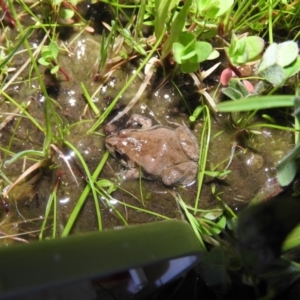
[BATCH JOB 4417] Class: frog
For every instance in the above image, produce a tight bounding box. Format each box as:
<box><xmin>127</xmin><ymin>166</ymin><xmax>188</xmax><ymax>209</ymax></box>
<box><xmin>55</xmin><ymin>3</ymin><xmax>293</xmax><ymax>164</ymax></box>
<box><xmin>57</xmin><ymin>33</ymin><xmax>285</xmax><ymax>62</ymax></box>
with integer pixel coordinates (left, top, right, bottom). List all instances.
<box><xmin>105</xmin><ymin>114</ymin><xmax>199</xmax><ymax>186</ymax></box>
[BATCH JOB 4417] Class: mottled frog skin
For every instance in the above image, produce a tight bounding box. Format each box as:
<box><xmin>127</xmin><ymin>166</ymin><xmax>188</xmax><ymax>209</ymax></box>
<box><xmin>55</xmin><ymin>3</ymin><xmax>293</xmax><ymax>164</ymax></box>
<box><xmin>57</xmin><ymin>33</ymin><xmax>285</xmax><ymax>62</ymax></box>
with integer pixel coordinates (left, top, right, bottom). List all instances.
<box><xmin>105</xmin><ymin>114</ymin><xmax>199</xmax><ymax>186</ymax></box>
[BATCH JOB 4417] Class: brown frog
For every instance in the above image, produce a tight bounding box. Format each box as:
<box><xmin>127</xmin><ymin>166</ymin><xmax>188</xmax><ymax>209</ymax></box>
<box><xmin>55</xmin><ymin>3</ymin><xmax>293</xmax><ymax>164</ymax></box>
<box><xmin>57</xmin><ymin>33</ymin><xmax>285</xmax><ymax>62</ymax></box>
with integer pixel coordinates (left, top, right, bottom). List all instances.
<box><xmin>105</xmin><ymin>114</ymin><xmax>199</xmax><ymax>186</ymax></box>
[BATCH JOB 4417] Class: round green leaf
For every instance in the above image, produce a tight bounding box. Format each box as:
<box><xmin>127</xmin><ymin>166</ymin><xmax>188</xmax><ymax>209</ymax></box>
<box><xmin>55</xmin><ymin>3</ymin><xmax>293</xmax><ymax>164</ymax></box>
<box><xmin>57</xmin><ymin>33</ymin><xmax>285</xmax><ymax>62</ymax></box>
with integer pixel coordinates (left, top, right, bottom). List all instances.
<box><xmin>277</xmin><ymin>158</ymin><xmax>297</xmax><ymax>187</ymax></box>
<box><xmin>181</xmin><ymin>60</ymin><xmax>199</xmax><ymax>73</ymax></box>
<box><xmin>277</xmin><ymin>41</ymin><xmax>298</xmax><ymax>67</ymax></box>
<box><xmin>38</xmin><ymin>57</ymin><xmax>50</xmax><ymax>66</ymax></box>
<box><xmin>215</xmin><ymin>0</ymin><xmax>233</xmax><ymax>17</ymax></box>
<box><xmin>259</xmin><ymin>64</ymin><xmax>285</xmax><ymax>87</ymax></box>
<box><xmin>284</xmin><ymin>56</ymin><xmax>300</xmax><ymax>78</ymax></box>
<box><xmin>194</xmin><ymin>41</ymin><xmax>212</xmax><ymax>63</ymax></box>
<box><xmin>60</xmin><ymin>8</ymin><xmax>74</xmax><ymax>19</ymax></box>
<box><xmin>50</xmin><ymin>65</ymin><xmax>59</xmax><ymax>74</ymax></box>
<box><xmin>207</xmin><ymin>49</ymin><xmax>220</xmax><ymax>60</ymax></box>
<box><xmin>245</xmin><ymin>36</ymin><xmax>264</xmax><ymax>61</ymax></box>
<box><xmin>258</xmin><ymin>43</ymin><xmax>278</xmax><ymax>73</ymax></box>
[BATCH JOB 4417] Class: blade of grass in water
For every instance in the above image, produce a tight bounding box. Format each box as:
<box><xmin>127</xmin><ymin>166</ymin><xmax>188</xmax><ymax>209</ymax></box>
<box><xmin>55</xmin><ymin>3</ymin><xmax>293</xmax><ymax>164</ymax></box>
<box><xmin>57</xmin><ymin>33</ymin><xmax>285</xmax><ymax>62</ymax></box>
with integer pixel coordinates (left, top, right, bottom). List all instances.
<box><xmin>178</xmin><ymin>195</ymin><xmax>207</xmax><ymax>251</ymax></box>
<box><xmin>39</xmin><ymin>191</ymin><xmax>55</xmax><ymax>240</ymax></box>
<box><xmin>61</xmin><ymin>146</ymin><xmax>109</xmax><ymax>237</ymax></box>
<box><xmin>81</xmin><ymin>82</ymin><xmax>100</xmax><ymax>116</ymax></box>
<box><xmin>39</xmin><ymin>171</ymin><xmax>61</xmax><ymax>239</ymax></box>
<box><xmin>8</xmin><ymin>3</ymin><xmax>53</xmax><ymax>156</ymax></box>
<box><xmin>195</xmin><ymin>105</ymin><xmax>211</xmax><ymax>213</ymax></box>
<box><xmin>217</xmin><ymin>95</ymin><xmax>294</xmax><ymax>112</ymax></box>
<box><xmin>0</xmin><ymin>91</ymin><xmax>45</xmax><ymax>132</ymax></box>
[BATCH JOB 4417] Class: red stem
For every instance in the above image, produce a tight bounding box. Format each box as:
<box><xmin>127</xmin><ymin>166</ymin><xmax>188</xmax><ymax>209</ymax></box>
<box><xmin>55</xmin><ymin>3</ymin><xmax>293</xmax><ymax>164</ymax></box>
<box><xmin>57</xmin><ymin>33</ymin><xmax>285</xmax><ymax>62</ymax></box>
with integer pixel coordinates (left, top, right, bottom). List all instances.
<box><xmin>0</xmin><ymin>0</ymin><xmax>16</xmax><ymax>26</ymax></box>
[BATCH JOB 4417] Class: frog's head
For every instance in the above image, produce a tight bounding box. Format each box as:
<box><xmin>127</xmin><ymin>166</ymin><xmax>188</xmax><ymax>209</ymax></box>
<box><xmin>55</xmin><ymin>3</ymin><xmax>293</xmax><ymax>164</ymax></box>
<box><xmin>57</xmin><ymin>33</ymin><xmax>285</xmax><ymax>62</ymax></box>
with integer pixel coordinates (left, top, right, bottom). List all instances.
<box><xmin>105</xmin><ymin>135</ymin><xmax>131</xmax><ymax>167</ymax></box>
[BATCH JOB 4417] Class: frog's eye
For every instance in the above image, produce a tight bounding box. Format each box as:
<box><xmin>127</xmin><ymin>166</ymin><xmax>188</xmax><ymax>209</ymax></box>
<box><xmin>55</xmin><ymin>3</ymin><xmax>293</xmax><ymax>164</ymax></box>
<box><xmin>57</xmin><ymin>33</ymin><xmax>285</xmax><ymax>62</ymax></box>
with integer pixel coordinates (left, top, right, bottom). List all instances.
<box><xmin>114</xmin><ymin>150</ymin><xmax>129</xmax><ymax>162</ymax></box>
<box><xmin>114</xmin><ymin>149</ymin><xmax>123</xmax><ymax>159</ymax></box>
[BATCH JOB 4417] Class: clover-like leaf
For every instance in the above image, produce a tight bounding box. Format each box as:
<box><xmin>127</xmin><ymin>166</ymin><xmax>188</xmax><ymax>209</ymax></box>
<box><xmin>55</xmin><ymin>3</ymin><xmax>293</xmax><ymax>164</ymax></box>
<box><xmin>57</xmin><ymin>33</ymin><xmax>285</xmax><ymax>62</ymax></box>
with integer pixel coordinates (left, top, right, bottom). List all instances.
<box><xmin>49</xmin><ymin>42</ymin><xmax>59</xmax><ymax>60</ymax></box>
<box><xmin>277</xmin><ymin>41</ymin><xmax>298</xmax><ymax>67</ymax></box>
<box><xmin>197</xmin><ymin>0</ymin><xmax>233</xmax><ymax>18</ymax></box>
<box><xmin>258</xmin><ymin>43</ymin><xmax>278</xmax><ymax>73</ymax></box>
<box><xmin>245</xmin><ymin>36</ymin><xmax>264</xmax><ymax>61</ymax></box>
<box><xmin>227</xmin><ymin>34</ymin><xmax>264</xmax><ymax>66</ymax></box>
<box><xmin>173</xmin><ymin>32</ymin><xmax>213</xmax><ymax>73</ymax></box>
<box><xmin>50</xmin><ymin>65</ymin><xmax>59</xmax><ymax>74</ymax></box>
<box><xmin>38</xmin><ymin>57</ymin><xmax>50</xmax><ymax>66</ymax></box>
<box><xmin>194</xmin><ymin>41</ymin><xmax>213</xmax><ymax>63</ymax></box>
<box><xmin>258</xmin><ymin>41</ymin><xmax>299</xmax><ymax>86</ymax></box>
<box><xmin>284</xmin><ymin>56</ymin><xmax>300</xmax><ymax>78</ymax></box>
<box><xmin>60</xmin><ymin>8</ymin><xmax>74</xmax><ymax>19</ymax></box>
<box><xmin>259</xmin><ymin>64</ymin><xmax>286</xmax><ymax>86</ymax></box>
<box><xmin>181</xmin><ymin>60</ymin><xmax>199</xmax><ymax>73</ymax></box>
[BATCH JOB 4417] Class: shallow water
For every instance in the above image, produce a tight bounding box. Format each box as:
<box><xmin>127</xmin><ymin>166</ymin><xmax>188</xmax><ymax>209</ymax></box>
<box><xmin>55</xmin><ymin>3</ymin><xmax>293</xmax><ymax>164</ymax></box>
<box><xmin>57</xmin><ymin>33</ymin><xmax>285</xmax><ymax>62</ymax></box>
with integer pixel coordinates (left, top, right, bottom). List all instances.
<box><xmin>0</xmin><ymin>24</ymin><xmax>293</xmax><ymax>244</ymax></box>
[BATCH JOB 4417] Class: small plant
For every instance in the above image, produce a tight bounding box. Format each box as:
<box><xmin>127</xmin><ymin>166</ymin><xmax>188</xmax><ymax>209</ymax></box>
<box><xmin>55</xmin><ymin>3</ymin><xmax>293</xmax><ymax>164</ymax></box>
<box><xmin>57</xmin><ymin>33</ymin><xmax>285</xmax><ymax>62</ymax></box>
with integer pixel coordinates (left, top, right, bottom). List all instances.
<box><xmin>173</xmin><ymin>32</ymin><xmax>214</xmax><ymax>73</ymax></box>
<box><xmin>225</xmin><ymin>33</ymin><xmax>264</xmax><ymax>66</ymax></box>
<box><xmin>196</xmin><ymin>0</ymin><xmax>233</xmax><ymax>19</ymax></box>
<box><xmin>38</xmin><ymin>41</ymin><xmax>60</xmax><ymax>74</ymax></box>
<box><xmin>52</xmin><ymin>0</ymin><xmax>79</xmax><ymax>21</ymax></box>
<box><xmin>38</xmin><ymin>41</ymin><xmax>69</xmax><ymax>81</ymax></box>
<box><xmin>258</xmin><ymin>40</ymin><xmax>300</xmax><ymax>87</ymax></box>
<box><xmin>220</xmin><ymin>33</ymin><xmax>264</xmax><ymax>87</ymax></box>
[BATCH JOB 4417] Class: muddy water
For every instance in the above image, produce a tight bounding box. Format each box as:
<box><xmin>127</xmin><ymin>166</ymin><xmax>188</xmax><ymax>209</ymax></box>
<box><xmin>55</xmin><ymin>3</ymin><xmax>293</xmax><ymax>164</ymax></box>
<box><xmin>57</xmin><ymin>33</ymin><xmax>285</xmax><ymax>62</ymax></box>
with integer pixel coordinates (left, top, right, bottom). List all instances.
<box><xmin>0</xmin><ymin>29</ymin><xmax>293</xmax><ymax>244</ymax></box>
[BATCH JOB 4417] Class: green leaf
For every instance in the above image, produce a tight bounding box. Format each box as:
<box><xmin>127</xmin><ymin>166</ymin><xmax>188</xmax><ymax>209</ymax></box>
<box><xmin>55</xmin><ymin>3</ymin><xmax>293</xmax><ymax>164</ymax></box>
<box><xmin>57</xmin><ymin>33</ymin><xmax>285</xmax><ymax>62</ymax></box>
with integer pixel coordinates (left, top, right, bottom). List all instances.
<box><xmin>194</xmin><ymin>41</ymin><xmax>212</xmax><ymax>62</ymax></box>
<box><xmin>155</xmin><ymin>0</ymin><xmax>179</xmax><ymax>39</ymax></box>
<box><xmin>41</xmin><ymin>49</ymin><xmax>52</xmax><ymax>59</ymax></box>
<box><xmin>38</xmin><ymin>57</ymin><xmax>50</xmax><ymax>66</ymax></box>
<box><xmin>245</xmin><ymin>36</ymin><xmax>264</xmax><ymax>61</ymax></box>
<box><xmin>277</xmin><ymin>143</ymin><xmax>300</xmax><ymax>186</ymax></box>
<box><xmin>236</xmin><ymin>37</ymin><xmax>247</xmax><ymax>56</ymax></box>
<box><xmin>283</xmin><ymin>224</ymin><xmax>300</xmax><ymax>251</ymax></box>
<box><xmin>202</xmin><ymin>209</ymin><xmax>223</xmax><ymax>220</ymax></box>
<box><xmin>284</xmin><ymin>56</ymin><xmax>300</xmax><ymax>78</ymax></box>
<box><xmin>197</xmin><ymin>0</ymin><xmax>233</xmax><ymax>18</ymax></box>
<box><xmin>232</xmin><ymin>51</ymin><xmax>248</xmax><ymax>65</ymax></box>
<box><xmin>228</xmin><ymin>79</ymin><xmax>250</xmax><ymax>97</ymax></box>
<box><xmin>207</xmin><ymin>49</ymin><xmax>219</xmax><ymax>60</ymax></box>
<box><xmin>178</xmin><ymin>31</ymin><xmax>195</xmax><ymax>46</ymax></box>
<box><xmin>222</xmin><ymin>86</ymin><xmax>244</xmax><ymax>100</ymax></box>
<box><xmin>173</xmin><ymin>33</ymin><xmax>212</xmax><ymax>71</ymax></box>
<box><xmin>277</xmin><ymin>159</ymin><xmax>297</xmax><ymax>187</ymax></box>
<box><xmin>181</xmin><ymin>49</ymin><xmax>197</xmax><ymax>61</ymax></box>
<box><xmin>204</xmin><ymin>170</ymin><xmax>231</xmax><ymax>177</ymax></box>
<box><xmin>50</xmin><ymin>65</ymin><xmax>59</xmax><ymax>74</ymax></box>
<box><xmin>60</xmin><ymin>8</ymin><xmax>75</xmax><ymax>19</ymax></box>
<box><xmin>258</xmin><ymin>41</ymin><xmax>299</xmax><ymax>86</ymax></box>
<box><xmin>181</xmin><ymin>60</ymin><xmax>199</xmax><ymax>73</ymax></box>
<box><xmin>259</xmin><ymin>64</ymin><xmax>286</xmax><ymax>86</ymax></box>
<box><xmin>49</xmin><ymin>42</ymin><xmax>59</xmax><ymax>59</ymax></box>
<box><xmin>226</xmin><ymin>34</ymin><xmax>263</xmax><ymax>65</ymax></box>
<box><xmin>214</xmin><ymin>215</ymin><xmax>226</xmax><ymax>234</ymax></box>
<box><xmin>173</xmin><ymin>42</ymin><xmax>184</xmax><ymax>63</ymax></box>
<box><xmin>161</xmin><ymin>0</ymin><xmax>192</xmax><ymax>59</ymax></box>
<box><xmin>217</xmin><ymin>95</ymin><xmax>294</xmax><ymax>112</ymax></box>
<box><xmin>277</xmin><ymin>40</ymin><xmax>298</xmax><ymax>67</ymax></box>
<box><xmin>258</xmin><ymin>43</ymin><xmax>278</xmax><ymax>72</ymax></box>
<box><xmin>216</xmin><ymin>0</ymin><xmax>233</xmax><ymax>17</ymax></box>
